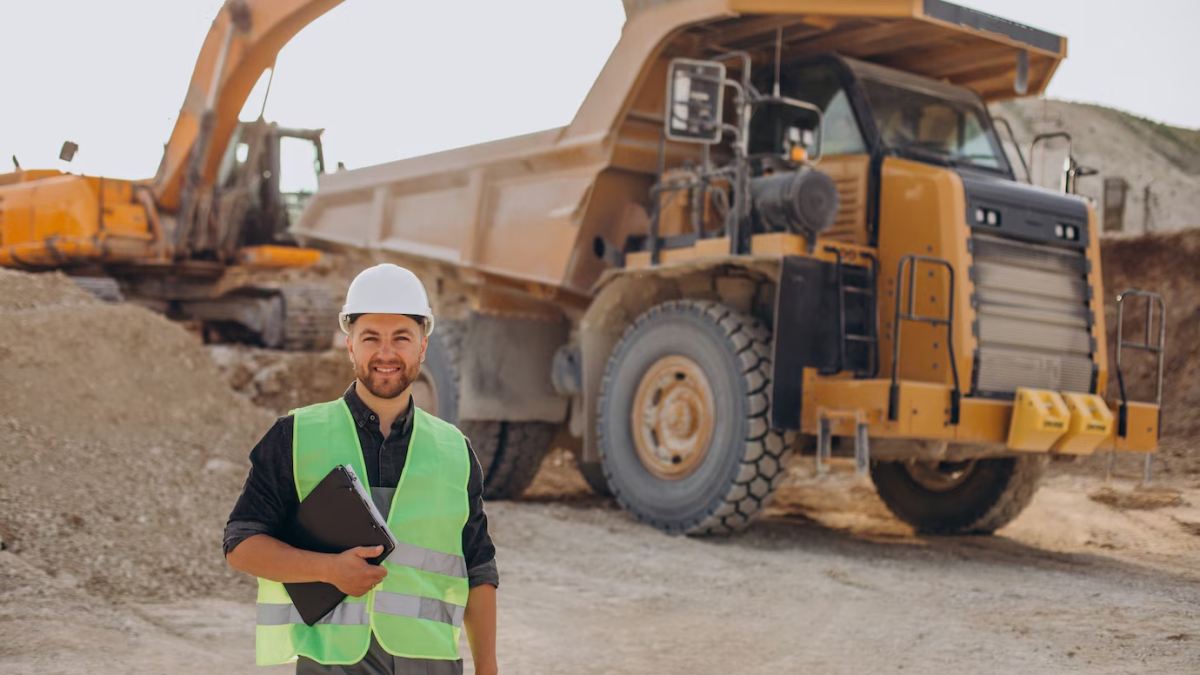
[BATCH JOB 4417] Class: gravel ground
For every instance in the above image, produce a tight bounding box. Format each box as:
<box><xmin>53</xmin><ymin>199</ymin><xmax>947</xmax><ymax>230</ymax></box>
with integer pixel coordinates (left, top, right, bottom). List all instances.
<box><xmin>3</xmin><ymin>256</ymin><xmax>1199</xmax><ymax>675</ymax></box>
<box><xmin>3</xmin><ymin>466</ymin><xmax>1198</xmax><ymax>675</ymax></box>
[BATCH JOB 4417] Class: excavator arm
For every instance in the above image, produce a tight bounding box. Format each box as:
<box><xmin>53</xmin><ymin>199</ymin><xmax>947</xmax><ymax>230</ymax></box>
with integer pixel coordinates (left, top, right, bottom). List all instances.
<box><xmin>152</xmin><ymin>0</ymin><xmax>345</xmax><ymax>212</ymax></box>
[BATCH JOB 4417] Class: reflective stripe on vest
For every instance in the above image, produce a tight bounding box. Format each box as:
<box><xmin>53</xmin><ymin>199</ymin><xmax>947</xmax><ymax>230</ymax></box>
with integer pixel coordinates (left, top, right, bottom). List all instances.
<box><xmin>254</xmin><ymin>400</ymin><xmax>471</xmax><ymax>666</ymax></box>
<box><xmin>386</xmin><ymin>541</ymin><xmax>468</xmax><ymax>580</ymax></box>
<box><xmin>374</xmin><ymin>591</ymin><xmax>467</xmax><ymax>627</ymax></box>
<box><xmin>258</xmin><ymin>602</ymin><xmax>371</xmax><ymax>626</ymax></box>
<box><xmin>256</xmin><ymin>592</ymin><xmax>465</xmax><ymax>629</ymax></box>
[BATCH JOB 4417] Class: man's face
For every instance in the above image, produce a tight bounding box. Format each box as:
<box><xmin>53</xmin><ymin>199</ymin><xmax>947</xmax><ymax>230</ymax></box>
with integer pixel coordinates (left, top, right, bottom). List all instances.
<box><xmin>347</xmin><ymin>314</ymin><xmax>427</xmax><ymax>400</ymax></box>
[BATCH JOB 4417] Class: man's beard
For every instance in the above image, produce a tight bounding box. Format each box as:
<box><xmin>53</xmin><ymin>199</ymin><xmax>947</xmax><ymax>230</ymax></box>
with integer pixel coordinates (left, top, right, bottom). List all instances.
<box><xmin>355</xmin><ymin>356</ymin><xmax>421</xmax><ymax>399</ymax></box>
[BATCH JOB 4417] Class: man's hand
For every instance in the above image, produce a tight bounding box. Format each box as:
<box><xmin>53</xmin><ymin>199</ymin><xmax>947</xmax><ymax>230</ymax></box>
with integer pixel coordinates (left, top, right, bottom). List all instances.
<box><xmin>324</xmin><ymin>545</ymin><xmax>388</xmax><ymax>597</ymax></box>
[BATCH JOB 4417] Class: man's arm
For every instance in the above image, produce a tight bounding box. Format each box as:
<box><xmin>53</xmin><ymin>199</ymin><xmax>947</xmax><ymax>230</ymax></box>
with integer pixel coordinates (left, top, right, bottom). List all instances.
<box><xmin>224</xmin><ymin>417</ymin><xmax>296</xmax><ymax>558</ymax></box>
<box><xmin>227</xmin><ymin>535</ymin><xmax>386</xmax><ymax>597</ymax></box>
<box><xmin>461</xmin><ymin>438</ymin><xmax>499</xmax><ymax>587</ymax></box>
<box><xmin>464</xmin><ymin>583</ymin><xmax>497</xmax><ymax>675</ymax></box>
<box><xmin>224</xmin><ymin>417</ymin><xmax>385</xmax><ymax>597</ymax></box>
<box><xmin>460</xmin><ymin>437</ymin><xmax>499</xmax><ymax>672</ymax></box>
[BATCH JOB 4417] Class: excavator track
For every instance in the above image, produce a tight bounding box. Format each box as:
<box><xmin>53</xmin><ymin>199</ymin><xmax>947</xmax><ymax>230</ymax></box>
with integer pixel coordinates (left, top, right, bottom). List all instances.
<box><xmin>70</xmin><ymin>276</ymin><xmax>125</xmax><ymax>303</ymax></box>
<box><xmin>278</xmin><ymin>284</ymin><xmax>338</xmax><ymax>351</ymax></box>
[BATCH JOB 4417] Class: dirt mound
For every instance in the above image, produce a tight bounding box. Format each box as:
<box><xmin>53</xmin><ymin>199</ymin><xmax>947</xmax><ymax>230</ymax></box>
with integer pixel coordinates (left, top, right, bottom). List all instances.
<box><xmin>0</xmin><ymin>270</ymin><xmax>273</xmax><ymax>603</ymax></box>
<box><xmin>1088</xmin><ymin>485</ymin><xmax>1186</xmax><ymax>511</ymax></box>
<box><xmin>521</xmin><ymin>449</ymin><xmax>596</xmax><ymax>502</ymax></box>
<box><xmin>0</xmin><ymin>268</ymin><xmax>96</xmax><ymax>311</ymax></box>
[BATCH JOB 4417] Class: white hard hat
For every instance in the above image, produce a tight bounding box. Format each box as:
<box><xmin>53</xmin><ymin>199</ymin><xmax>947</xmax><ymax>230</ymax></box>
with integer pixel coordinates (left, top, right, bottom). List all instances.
<box><xmin>339</xmin><ymin>264</ymin><xmax>435</xmax><ymax>336</ymax></box>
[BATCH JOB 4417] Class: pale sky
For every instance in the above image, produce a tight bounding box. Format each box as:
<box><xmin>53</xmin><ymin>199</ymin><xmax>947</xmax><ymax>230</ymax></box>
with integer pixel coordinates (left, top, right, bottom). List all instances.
<box><xmin>2</xmin><ymin>0</ymin><xmax>1197</xmax><ymax>183</ymax></box>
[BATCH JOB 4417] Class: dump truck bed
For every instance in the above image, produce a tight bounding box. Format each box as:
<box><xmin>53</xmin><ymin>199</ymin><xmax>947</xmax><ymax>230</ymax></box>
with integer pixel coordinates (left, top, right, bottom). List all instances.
<box><xmin>292</xmin><ymin>0</ymin><xmax>1067</xmax><ymax>297</ymax></box>
<box><xmin>292</xmin><ymin>127</ymin><xmax>608</xmax><ymax>291</ymax></box>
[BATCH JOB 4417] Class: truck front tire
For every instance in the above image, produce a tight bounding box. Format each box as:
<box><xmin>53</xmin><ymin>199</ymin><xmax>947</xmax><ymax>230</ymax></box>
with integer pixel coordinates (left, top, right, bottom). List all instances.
<box><xmin>870</xmin><ymin>455</ymin><xmax>1047</xmax><ymax>534</ymax></box>
<box><xmin>598</xmin><ymin>300</ymin><xmax>790</xmax><ymax>535</ymax></box>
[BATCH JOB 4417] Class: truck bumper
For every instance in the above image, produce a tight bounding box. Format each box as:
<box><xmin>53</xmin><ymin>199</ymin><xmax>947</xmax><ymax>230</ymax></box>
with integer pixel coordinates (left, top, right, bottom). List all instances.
<box><xmin>800</xmin><ymin>379</ymin><xmax>1159</xmax><ymax>454</ymax></box>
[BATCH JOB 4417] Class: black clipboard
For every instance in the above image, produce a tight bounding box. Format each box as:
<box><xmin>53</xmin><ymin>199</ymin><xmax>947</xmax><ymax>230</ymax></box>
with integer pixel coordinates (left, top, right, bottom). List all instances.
<box><xmin>282</xmin><ymin>465</ymin><xmax>396</xmax><ymax>626</ymax></box>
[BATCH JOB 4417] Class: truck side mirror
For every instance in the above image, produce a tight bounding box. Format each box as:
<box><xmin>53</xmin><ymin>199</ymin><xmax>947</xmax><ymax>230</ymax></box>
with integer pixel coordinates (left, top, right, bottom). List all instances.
<box><xmin>1030</xmin><ymin>132</ymin><xmax>1073</xmax><ymax>194</ymax></box>
<box><xmin>664</xmin><ymin>59</ymin><xmax>726</xmax><ymax>144</ymax></box>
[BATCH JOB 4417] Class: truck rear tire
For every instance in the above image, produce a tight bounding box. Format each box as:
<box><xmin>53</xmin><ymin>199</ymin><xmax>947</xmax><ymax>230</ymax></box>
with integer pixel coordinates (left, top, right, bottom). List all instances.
<box><xmin>870</xmin><ymin>455</ymin><xmax>1048</xmax><ymax>534</ymax></box>
<box><xmin>413</xmin><ymin>326</ymin><xmax>460</xmax><ymax>424</ymax></box>
<box><xmin>429</xmin><ymin>319</ymin><xmax>554</xmax><ymax>500</ymax></box>
<box><xmin>598</xmin><ymin>300</ymin><xmax>790</xmax><ymax>535</ymax></box>
<box><xmin>458</xmin><ymin>421</ymin><xmax>554</xmax><ymax>500</ymax></box>
<box><xmin>483</xmin><ymin>422</ymin><xmax>556</xmax><ymax>500</ymax></box>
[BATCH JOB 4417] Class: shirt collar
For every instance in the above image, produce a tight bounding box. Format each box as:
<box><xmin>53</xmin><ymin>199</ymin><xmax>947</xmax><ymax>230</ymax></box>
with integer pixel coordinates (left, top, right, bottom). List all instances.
<box><xmin>343</xmin><ymin>382</ymin><xmax>414</xmax><ymax>436</ymax></box>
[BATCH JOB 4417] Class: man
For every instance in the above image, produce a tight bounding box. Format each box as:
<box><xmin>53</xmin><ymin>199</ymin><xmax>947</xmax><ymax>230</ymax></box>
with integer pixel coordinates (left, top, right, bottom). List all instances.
<box><xmin>225</xmin><ymin>264</ymin><xmax>498</xmax><ymax>675</ymax></box>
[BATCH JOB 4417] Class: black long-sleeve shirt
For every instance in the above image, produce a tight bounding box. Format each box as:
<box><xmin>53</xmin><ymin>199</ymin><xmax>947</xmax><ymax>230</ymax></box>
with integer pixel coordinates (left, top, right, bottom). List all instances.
<box><xmin>224</xmin><ymin>384</ymin><xmax>498</xmax><ymax>588</ymax></box>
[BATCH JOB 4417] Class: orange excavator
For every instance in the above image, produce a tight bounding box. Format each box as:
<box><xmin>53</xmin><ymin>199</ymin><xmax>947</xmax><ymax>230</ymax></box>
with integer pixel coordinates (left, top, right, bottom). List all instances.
<box><xmin>0</xmin><ymin>0</ymin><xmax>346</xmax><ymax>349</ymax></box>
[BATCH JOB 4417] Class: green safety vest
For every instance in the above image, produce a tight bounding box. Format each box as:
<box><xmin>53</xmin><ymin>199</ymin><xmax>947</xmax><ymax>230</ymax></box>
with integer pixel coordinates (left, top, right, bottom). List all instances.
<box><xmin>255</xmin><ymin>399</ymin><xmax>471</xmax><ymax>666</ymax></box>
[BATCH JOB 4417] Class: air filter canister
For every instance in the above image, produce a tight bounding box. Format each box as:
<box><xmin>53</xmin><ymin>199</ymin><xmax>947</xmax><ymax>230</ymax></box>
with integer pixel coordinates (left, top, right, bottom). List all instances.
<box><xmin>750</xmin><ymin>169</ymin><xmax>840</xmax><ymax>236</ymax></box>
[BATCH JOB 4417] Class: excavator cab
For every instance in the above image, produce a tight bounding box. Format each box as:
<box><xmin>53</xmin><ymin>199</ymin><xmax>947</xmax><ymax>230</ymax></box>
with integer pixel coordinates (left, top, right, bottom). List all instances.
<box><xmin>214</xmin><ymin>120</ymin><xmax>326</xmax><ymax>252</ymax></box>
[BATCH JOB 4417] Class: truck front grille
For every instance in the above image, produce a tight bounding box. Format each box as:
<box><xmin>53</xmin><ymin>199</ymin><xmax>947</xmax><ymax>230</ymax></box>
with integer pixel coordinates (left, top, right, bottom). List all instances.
<box><xmin>970</xmin><ymin>234</ymin><xmax>1095</xmax><ymax>397</ymax></box>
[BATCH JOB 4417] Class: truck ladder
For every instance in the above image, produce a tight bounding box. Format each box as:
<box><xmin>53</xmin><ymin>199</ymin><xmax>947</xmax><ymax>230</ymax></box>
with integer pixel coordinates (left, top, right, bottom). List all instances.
<box><xmin>1113</xmin><ymin>289</ymin><xmax>1166</xmax><ymax>484</ymax></box>
<box><xmin>823</xmin><ymin>247</ymin><xmax>879</xmax><ymax>378</ymax></box>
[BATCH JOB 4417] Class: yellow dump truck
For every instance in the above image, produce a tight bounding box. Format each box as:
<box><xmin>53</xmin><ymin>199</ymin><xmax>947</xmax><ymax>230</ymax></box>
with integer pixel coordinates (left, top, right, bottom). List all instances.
<box><xmin>0</xmin><ymin>0</ymin><xmax>347</xmax><ymax>349</ymax></box>
<box><xmin>294</xmin><ymin>0</ymin><xmax>1166</xmax><ymax>531</ymax></box>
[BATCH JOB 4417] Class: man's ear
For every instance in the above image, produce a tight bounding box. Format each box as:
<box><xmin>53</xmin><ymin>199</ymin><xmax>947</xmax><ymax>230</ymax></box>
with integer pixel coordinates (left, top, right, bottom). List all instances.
<box><xmin>420</xmin><ymin>335</ymin><xmax>429</xmax><ymax>363</ymax></box>
<box><xmin>346</xmin><ymin>333</ymin><xmax>355</xmax><ymax>362</ymax></box>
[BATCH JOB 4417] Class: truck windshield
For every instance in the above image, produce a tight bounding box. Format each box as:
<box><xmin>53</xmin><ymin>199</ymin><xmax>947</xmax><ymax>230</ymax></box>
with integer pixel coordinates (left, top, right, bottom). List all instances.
<box><xmin>860</xmin><ymin>78</ymin><xmax>1010</xmax><ymax>174</ymax></box>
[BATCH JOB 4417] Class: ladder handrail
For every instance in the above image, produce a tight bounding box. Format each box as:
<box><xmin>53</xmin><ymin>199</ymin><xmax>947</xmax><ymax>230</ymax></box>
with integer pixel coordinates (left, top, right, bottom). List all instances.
<box><xmin>889</xmin><ymin>255</ymin><xmax>961</xmax><ymax>424</ymax></box>
<box><xmin>1114</xmin><ymin>289</ymin><xmax>1166</xmax><ymax>438</ymax></box>
<box><xmin>860</xmin><ymin>251</ymin><xmax>880</xmax><ymax>378</ymax></box>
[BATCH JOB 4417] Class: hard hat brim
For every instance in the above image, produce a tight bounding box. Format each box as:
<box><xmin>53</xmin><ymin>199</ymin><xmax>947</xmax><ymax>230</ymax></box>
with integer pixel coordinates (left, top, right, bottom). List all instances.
<box><xmin>339</xmin><ymin>312</ymin><xmax>434</xmax><ymax>336</ymax></box>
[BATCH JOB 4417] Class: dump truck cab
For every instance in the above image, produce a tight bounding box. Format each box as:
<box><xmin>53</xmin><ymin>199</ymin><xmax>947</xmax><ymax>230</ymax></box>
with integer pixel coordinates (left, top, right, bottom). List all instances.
<box><xmin>293</xmin><ymin>0</ymin><xmax>1164</xmax><ymax>533</ymax></box>
<box><xmin>635</xmin><ymin>50</ymin><xmax>1105</xmax><ymax>423</ymax></box>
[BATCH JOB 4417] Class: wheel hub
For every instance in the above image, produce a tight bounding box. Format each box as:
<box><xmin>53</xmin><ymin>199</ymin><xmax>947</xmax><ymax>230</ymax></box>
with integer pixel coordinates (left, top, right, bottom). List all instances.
<box><xmin>631</xmin><ymin>355</ymin><xmax>715</xmax><ymax>480</ymax></box>
<box><xmin>903</xmin><ymin>459</ymin><xmax>978</xmax><ymax>492</ymax></box>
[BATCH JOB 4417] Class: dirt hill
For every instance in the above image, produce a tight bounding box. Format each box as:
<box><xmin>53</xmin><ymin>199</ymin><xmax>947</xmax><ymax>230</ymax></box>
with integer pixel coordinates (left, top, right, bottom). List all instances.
<box><xmin>993</xmin><ymin>98</ymin><xmax>1200</xmax><ymax>234</ymax></box>
<box><xmin>0</xmin><ymin>269</ymin><xmax>274</xmax><ymax>603</ymax></box>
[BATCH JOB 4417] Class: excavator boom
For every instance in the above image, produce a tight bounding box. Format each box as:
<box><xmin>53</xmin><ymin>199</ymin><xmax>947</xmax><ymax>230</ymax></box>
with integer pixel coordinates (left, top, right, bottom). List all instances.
<box><xmin>153</xmin><ymin>0</ymin><xmax>346</xmax><ymax>211</ymax></box>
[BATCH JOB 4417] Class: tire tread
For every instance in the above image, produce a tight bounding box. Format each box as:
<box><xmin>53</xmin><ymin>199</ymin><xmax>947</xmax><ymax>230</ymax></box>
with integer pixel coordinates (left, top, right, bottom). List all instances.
<box><xmin>598</xmin><ymin>299</ymin><xmax>791</xmax><ymax>535</ymax></box>
<box><xmin>871</xmin><ymin>455</ymin><xmax>1047</xmax><ymax>535</ymax></box>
